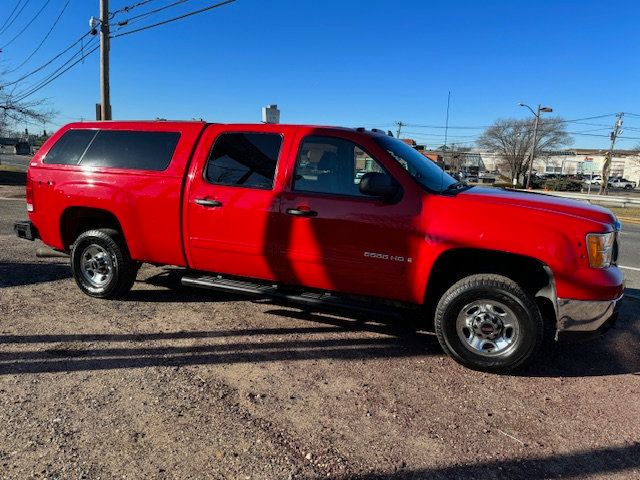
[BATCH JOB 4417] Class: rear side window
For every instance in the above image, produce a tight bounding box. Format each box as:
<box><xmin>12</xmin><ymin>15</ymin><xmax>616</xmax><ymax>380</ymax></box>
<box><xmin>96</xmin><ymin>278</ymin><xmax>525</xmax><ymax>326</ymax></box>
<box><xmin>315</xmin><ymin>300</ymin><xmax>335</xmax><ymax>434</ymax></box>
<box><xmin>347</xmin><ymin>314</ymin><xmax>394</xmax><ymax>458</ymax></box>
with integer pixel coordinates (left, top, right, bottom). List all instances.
<box><xmin>204</xmin><ymin>132</ymin><xmax>282</xmax><ymax>189</ymax></box>
<box><xmin>43</xmin><ymin>130</ymin><xmax>97</xmax><ymax>165</ymax></box>
<box><xmin>43</xmin><ymin>129</ymin><xmax>180</xmax><ymax>170</ymax></box>
<box><xmin>80</xmin><ymin>130</ymin><xmax>180</xmax><ymax>171</ymax></box>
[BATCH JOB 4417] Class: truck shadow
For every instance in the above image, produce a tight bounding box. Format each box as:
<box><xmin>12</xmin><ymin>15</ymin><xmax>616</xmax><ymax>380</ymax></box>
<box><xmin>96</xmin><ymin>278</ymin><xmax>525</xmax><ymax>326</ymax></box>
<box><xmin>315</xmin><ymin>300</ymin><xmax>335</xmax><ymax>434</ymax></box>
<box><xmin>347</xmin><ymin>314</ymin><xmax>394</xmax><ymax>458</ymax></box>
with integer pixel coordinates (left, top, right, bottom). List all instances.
<box><xmin>333</xmin><ymin>442</ymin><xmax>640</xmax><ymax>480</ymax></box>
<box><xmin>1</xmin><ymin>294</ymin><xmax>636</xmax><ymax>378</ymax></box>
<box><xmin>0</xmin><ymin>261</ymin><xmax>71</xmax><ymax>288</ymax></box>
<box><xmin>0</xmin><ymin>322</ymin><xmax>441</xmax><ymax>376</ymax></box>
<box><xmin>2</xmin><ymin>267</ymin><xmax>637</xmax><ymax>378</ymax></box>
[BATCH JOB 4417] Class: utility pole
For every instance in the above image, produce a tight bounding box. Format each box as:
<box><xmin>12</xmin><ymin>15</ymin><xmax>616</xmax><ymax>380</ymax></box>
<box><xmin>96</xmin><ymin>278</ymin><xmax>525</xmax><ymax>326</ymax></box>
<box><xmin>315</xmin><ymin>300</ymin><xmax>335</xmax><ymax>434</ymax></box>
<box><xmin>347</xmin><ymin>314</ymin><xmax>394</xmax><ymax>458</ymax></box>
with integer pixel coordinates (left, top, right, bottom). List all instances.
<box><xmin>599</xmin><ymin>112</ymin><xmax>624</xmax><ymax>195</ymax></box>
<box><xmin>443</xmin><ymin>90</ymin><xmax>451</xmax><ymax>148</ymax></box>
<box><xmin>99</xmin><ymin>0</ymin><xmax>111</xmax><ymax>120</ymax></box>
<box><xmin>395</xmin><ymin>121</ymin><xmax>404</xmax><ymax>139</ymax></box>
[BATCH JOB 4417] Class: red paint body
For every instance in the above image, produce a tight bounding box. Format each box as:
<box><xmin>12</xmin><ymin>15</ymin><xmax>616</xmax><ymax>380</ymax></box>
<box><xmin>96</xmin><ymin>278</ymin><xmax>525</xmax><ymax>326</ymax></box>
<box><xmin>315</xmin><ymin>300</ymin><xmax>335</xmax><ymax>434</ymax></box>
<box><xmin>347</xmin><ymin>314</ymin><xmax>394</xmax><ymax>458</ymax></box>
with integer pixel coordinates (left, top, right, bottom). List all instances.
<box><xmin>27</xmin><ymin>122</ymin><xmax>623</xmax><ymax>304</ymax></box>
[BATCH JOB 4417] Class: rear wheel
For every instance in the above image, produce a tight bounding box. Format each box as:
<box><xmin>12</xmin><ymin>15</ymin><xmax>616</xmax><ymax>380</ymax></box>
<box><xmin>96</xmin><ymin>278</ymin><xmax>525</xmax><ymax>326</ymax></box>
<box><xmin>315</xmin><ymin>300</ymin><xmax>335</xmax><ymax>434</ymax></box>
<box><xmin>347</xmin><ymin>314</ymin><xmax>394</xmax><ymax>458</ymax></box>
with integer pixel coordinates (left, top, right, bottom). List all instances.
<box><xmin>624</xmin><ymin>184</ymin><xmax>633</xmax><ymax>190</ymax></box>
<box><xmin>434</xmin><ymin>274</ymin><xmax>544</xmax><ymax>373</ymax></box>
<box><xmin>71</xmin><ymin>228</ymin><xmax>138</xmax><ymax>299</ymax></box>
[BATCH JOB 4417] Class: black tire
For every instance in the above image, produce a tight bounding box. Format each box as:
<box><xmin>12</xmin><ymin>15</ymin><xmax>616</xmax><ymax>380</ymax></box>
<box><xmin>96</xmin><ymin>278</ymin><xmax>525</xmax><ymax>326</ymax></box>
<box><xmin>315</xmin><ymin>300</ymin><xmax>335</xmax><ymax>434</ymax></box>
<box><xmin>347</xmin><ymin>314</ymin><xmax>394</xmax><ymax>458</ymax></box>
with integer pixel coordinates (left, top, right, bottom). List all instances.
<box><xmin>434</xmin><ymin>274</ymin><xmax>544</xmax><ymax>373</ymax></box>
<box><xmin>70</xmin><ymin>228</ymin><xmax>138</xmax><ymax>299</ymax></box>
<box><xmin>624</xmin><ymin>184</ymin><xmax>633</xmax><ymax>190</ymax></box>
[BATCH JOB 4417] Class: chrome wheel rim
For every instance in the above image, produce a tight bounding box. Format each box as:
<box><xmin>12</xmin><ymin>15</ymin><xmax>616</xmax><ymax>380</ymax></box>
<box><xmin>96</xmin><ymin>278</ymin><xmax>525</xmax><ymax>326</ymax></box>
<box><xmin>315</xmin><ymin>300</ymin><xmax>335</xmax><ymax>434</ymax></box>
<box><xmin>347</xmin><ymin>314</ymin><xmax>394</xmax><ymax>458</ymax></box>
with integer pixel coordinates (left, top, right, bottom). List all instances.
<box><xmin>80</xmin><ymin>245</ymin><xmax>114</xmax><ymax>288</ymax></box>
<box><xmin>456</xmin><ymin>300</ymin><xmax>520</xmax><ymax>357</ymax></box>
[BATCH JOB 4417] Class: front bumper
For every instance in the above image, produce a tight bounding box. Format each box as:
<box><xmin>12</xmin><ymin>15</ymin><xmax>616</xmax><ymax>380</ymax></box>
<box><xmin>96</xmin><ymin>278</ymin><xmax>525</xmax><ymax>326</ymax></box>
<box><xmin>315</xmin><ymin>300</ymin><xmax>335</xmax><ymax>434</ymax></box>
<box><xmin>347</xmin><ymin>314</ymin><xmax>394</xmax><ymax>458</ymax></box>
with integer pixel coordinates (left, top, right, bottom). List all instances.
<box><xmin>14</xmin><ymin>220</ymin><xmax>39</xmax><ymax>241</ymax></box>
<box><xmin>556</xmin><ymin>294</ymin><xmax>623</xmax><ymax>332</ymax></box>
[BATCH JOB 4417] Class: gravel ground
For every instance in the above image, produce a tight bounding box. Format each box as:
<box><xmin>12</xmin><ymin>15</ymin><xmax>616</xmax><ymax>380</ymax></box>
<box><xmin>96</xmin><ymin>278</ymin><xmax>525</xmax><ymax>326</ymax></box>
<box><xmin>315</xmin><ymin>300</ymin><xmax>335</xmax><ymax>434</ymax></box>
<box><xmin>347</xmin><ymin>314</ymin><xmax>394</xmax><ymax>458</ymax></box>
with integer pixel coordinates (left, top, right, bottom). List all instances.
<box><xmin>1</xmin><ymin>196</ymin><xmax>640</xmax><ymax>480</ymax></box>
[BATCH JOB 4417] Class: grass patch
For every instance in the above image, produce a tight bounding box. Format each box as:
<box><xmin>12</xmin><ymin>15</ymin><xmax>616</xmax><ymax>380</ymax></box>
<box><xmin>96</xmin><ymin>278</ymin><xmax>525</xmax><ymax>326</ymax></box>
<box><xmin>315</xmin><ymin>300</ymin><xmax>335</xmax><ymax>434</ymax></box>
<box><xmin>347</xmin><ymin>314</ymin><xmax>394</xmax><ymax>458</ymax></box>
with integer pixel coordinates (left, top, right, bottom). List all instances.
<box><xmin>607</xmin><ymin>206</ymin><xmax>640</xmax><ymax>220</ymax></box>
<box><xmin>0</xmin><ymin>164</ymin><xmax>26</xmax><ymax>172</ymax></box>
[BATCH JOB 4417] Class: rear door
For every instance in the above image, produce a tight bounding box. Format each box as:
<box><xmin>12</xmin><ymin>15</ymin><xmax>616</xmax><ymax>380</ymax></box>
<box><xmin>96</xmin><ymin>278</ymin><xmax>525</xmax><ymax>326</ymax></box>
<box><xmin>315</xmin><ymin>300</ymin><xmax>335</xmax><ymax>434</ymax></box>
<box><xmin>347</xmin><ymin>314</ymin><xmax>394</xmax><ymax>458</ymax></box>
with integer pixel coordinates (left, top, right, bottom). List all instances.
<box><xmin>184</xmin><ymin>125</ymin><xmax>293</xmax><ymax>281</ymax></box>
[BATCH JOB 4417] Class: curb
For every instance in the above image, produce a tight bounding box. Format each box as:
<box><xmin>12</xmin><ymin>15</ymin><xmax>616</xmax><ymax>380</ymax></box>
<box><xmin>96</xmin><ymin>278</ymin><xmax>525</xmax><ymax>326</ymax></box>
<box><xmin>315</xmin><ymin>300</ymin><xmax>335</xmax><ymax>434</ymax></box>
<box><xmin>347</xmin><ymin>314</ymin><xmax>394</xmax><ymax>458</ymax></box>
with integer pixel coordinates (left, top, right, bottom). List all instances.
<box><xmin>0</xmin><ymin>164</ymin><xmax>27</xmax><ymax>173</ymax></box>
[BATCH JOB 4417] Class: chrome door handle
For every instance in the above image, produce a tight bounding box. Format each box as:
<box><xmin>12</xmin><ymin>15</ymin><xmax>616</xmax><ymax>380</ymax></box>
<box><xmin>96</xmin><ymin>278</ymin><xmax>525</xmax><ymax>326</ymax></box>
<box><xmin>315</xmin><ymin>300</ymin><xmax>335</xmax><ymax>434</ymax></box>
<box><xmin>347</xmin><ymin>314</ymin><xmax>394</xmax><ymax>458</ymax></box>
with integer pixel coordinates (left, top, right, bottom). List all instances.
<box><xmin>195</xmin><ymin>198</ymin><xmax>223</xmax><ymax>207</ymax></box>
<box><xmin>286</xmin><ymin>208</ymin><xmax>317</xmax><ymax>217</ymax></box>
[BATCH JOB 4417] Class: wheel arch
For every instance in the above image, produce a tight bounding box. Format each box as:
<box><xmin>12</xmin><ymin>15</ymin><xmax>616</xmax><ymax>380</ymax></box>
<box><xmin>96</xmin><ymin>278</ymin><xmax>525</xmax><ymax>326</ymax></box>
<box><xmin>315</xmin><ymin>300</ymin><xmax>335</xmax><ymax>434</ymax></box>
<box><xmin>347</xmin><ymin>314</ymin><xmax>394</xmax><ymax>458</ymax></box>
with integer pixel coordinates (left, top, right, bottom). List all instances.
<box><xmin>424</xmin><ymin>248</ymin><xmax>557</xmax><ymax>330</ymax></box>
<box><xmin>60</xmin><ymin>207</ymin><xmax>125</xmax><ymax>251</ymax></box>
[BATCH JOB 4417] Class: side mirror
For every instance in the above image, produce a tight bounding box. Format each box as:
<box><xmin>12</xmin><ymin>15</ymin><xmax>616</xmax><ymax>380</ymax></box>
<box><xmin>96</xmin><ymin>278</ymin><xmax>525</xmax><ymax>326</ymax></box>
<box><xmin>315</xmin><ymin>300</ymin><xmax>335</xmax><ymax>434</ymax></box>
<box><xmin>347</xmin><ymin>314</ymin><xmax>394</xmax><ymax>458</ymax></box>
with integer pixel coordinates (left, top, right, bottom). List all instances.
<box><xmin>359</xmin><ymin>172</ymin><xmax>401</xmax><ymax>203</ymax></box>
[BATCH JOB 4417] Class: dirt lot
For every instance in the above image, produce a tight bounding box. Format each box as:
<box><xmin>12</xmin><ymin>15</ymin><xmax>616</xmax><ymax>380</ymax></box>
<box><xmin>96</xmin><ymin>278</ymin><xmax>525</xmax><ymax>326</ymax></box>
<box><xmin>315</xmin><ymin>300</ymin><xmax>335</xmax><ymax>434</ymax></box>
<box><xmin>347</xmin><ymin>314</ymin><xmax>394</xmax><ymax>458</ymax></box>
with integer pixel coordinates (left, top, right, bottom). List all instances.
<box><xmin>1</xmin><ymin>189</ymin><xmax>640</xmax><ymax>479</ymax></box>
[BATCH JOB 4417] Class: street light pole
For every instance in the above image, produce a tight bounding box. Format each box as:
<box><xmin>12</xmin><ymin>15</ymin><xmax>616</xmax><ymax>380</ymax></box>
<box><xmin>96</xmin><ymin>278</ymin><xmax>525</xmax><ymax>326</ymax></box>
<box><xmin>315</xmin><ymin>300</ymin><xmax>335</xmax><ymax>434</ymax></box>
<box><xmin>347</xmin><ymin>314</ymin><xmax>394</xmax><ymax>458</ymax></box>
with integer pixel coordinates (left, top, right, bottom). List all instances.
<box><xmin>519</xmin><ymin>102</ymin><xmax>552</xmax><ymax>189</ymax></box>
<box><xmin>526</xmin><ymin>105</ymin><xmax>541</xmax><ymax>189</ymax></box>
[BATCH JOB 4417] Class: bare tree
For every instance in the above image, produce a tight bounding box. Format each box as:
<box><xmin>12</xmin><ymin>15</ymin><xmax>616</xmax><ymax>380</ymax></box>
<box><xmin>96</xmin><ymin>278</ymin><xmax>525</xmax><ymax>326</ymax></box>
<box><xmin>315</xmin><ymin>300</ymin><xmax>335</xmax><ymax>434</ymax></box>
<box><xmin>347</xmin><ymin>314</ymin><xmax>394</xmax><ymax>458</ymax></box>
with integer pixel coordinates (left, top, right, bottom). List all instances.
<box><xmin>477</xmin><ymin>118</ymin><xmax>572</xmax><ymax>183</ymax></box>
<box><xmin>0</xmin><ymin>78</ymin><xmax>55</xmax><ymax>136</ymax></box>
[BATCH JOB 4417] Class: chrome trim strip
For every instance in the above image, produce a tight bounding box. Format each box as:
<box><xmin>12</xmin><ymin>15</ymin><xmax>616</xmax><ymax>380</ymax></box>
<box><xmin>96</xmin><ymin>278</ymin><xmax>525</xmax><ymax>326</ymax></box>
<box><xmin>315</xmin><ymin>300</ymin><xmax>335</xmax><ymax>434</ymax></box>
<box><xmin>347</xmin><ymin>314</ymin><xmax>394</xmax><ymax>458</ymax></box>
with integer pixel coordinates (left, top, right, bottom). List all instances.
<box><xmin>556</xmin><ymin>295</ymin><xmax>623</xmax><ymax>332</ymax></box>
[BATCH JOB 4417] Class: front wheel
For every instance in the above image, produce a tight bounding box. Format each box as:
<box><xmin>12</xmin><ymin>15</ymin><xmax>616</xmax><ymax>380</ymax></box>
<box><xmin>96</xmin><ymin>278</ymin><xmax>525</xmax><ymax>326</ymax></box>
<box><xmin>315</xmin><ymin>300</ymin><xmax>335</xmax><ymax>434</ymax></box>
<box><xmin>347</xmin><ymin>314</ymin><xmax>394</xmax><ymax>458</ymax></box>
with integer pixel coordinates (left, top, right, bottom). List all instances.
<box><xmin>71</xmin><ymin>228</ymin><xmax>138</xmax><ymax>299</ymax></box>
<box><xmin>434</xmin><ymin>274</ymin><xmax>544</xmax><ymax>373</ymax></box>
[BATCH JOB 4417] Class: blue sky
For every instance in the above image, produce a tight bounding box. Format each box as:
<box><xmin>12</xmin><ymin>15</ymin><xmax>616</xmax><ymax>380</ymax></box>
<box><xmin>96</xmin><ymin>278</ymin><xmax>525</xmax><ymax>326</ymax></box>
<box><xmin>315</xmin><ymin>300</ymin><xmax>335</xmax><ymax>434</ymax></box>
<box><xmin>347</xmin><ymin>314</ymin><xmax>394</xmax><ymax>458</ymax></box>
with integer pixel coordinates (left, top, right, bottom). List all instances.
<box><xmin>2</xmin><ymin>0</ymin><xmax>640</xmax><ymax>149</ymax></box>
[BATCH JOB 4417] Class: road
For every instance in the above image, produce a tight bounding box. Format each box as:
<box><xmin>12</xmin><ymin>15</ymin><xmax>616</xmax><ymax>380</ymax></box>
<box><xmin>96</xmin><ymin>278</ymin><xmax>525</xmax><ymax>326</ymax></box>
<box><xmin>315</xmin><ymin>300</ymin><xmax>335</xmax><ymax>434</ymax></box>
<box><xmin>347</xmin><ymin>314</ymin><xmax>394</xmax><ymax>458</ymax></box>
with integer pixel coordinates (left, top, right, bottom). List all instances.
<box><xmin>618</xmin><ymin>223</ymin><xmax>640</xmax><ymax>293</ymax></box>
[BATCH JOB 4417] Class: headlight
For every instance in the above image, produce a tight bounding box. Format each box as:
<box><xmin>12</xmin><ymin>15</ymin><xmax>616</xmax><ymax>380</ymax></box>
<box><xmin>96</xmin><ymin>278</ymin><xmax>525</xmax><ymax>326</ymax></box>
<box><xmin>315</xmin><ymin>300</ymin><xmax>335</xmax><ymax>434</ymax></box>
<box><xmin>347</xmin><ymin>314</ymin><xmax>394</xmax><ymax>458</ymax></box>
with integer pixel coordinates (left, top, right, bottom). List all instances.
<box><xmin>586</xmin><ymin>232</ymin><xmax>615</xmax><ymax>268</ymax></box>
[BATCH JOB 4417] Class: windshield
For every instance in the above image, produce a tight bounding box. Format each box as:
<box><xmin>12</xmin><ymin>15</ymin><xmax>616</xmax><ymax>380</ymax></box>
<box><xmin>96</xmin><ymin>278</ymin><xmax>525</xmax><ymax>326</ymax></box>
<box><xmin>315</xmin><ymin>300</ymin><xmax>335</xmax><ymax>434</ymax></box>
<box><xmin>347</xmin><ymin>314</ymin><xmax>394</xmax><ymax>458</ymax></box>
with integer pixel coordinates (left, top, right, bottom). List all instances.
<box><xmin>373</xmin><ymin>135</ymin><xmax>458</xmax><ymax>193</ymax></box>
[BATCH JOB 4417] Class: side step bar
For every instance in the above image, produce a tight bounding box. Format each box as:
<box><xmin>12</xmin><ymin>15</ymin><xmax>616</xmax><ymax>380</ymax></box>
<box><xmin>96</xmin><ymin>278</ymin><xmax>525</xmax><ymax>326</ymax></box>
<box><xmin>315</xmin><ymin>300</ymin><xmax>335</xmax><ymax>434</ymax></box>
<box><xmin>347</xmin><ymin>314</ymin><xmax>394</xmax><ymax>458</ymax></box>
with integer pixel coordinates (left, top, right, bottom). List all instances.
<box><xmin>181</xmin><ymin>274</ymin><xmax>402</xmax><ymax>317</ymax></box>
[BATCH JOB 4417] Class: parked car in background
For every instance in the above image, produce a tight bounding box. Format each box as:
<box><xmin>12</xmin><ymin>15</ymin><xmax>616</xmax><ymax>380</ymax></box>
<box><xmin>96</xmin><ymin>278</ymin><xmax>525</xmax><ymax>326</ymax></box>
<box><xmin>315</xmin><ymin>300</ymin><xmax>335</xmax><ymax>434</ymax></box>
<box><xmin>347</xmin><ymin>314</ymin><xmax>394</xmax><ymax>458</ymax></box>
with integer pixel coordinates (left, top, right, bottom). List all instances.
<box><xmin>608</xmin><ymin>177</ymin><xmax>637</xmax><ymax>190</ymax></box>
<box><xmin>584</xmin><ymin>175</ymin><xmax>604</xmax><ymax>185</ymax></box>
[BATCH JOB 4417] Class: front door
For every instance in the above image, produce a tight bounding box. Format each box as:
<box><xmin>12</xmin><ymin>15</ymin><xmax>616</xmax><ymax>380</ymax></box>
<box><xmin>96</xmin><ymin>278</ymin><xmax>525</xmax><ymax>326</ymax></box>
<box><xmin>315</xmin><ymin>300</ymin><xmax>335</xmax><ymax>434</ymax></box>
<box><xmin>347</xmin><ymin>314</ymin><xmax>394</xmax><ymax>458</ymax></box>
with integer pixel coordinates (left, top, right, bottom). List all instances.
<box><xmin>278</xmin><ymin>133</ymin><xmax>422</xmax><ymax>302</ymax></box>
<box><xmin>184</xmin><ymin>126</ymin><xmax>289</xmax><ymax>281</ymax></box>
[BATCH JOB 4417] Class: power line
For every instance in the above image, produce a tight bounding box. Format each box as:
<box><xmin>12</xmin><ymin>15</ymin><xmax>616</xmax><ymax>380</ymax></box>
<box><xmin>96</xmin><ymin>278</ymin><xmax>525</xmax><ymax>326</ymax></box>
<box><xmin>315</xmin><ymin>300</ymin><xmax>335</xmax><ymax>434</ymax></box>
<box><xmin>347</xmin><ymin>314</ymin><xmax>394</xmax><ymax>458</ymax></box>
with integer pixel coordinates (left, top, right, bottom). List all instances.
<box><xmin>12</xmin><ymin>37</ymin><xmax>99</xmax><ymax>102</ymax></box>
<box><xmin>2</xmin><ymin>0</ymin><xmax>235</xmax><ymax>118</ymax></box>
<box><xmin>111</xmin><ymin>0</ymin><xmax>236</xmax><ymax>39</ymax></box>
<box><xmin>0</xmin><ymin>30</ymin><xmax>93</xmax><ymax>88</ymax></box>
<box><xmin>403</xmin><ymin>130</ymin><xmax>479</xmax><ymax>139</ymax></box>
<box><xmin>112</xmin><ymin>0</ymin><xmax>190</xmax><ymax>28</ymax></box>
<box><xmin>0</xmin><ymin>0</ymin><xmax>23</xmax><ymax>36</ymax></box>
<box><xmin>402</xmin><ymin>114</ymin><xmax>619</xmax><ymax>131</ymax></box>
<box><xmin>4</xmin><ymin>0</ymin><xmax>71</xmax><ymax>74</ymax></box>
<box><xmin>569</xmin><ymin>127</ymin><xmax>612</xmax><ymax>133</ymax></box>
<box><xmin>565</xmin><ymin>130</ymin><xmax>640</xmax><ymax>140</ymax></box>
<box><xmin>0</xmin><ymin>0</ymin><xmax>30</xmax><ymax>37</ymax></box>
<box><xmin>1</xmin><ymin>0</ymin><xmax>51</xmax><ymax>50</ymax></box>
<box><xmin>12</xmin><ymin>43</ymin><xmax>100</xmax><ymax>103</ymax></box>
<box><xmin>562</xmin><ymin>114</ymin><xmax>618</xmax><ymax>123</ymax></box>
<box><xmin>109</xmin><ymin>0</ymin><xmax>158</xmax><ymax>20</ymax></box>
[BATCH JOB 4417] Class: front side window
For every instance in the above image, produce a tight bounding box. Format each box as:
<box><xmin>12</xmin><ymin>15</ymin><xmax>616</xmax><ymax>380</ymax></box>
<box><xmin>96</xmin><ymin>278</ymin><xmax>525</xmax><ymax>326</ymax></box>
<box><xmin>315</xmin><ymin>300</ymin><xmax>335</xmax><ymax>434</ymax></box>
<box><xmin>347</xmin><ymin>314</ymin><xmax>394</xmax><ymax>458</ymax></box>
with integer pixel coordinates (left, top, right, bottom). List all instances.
<box><xmin>293</xmin><ymin>136</ymin><xmax>388</xmax><ymax>197</ymax></box>
<box><xmin>204</xmin><ymin>132</ymin><xmax>282</xmax><ymax>189</ymax></box>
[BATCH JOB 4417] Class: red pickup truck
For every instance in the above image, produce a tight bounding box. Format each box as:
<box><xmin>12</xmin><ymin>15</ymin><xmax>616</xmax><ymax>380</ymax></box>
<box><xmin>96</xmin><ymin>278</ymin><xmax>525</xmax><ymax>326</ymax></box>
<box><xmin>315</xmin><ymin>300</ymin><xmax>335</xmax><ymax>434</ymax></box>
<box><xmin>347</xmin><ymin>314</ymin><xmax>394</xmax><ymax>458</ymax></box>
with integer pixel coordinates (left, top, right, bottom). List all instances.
<box><xmin>14</xmin><ymin>121</ymin><xmax>624</xmax><ymax>372</ymax></box>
